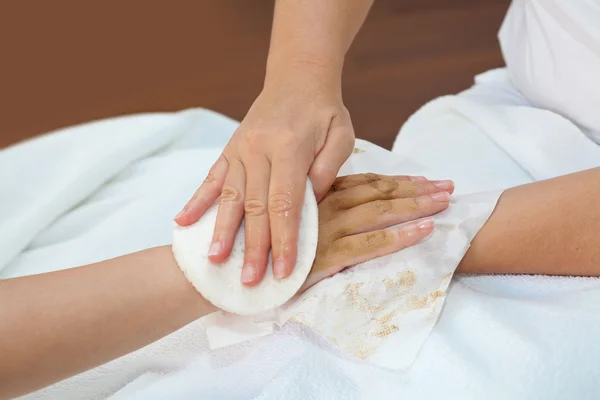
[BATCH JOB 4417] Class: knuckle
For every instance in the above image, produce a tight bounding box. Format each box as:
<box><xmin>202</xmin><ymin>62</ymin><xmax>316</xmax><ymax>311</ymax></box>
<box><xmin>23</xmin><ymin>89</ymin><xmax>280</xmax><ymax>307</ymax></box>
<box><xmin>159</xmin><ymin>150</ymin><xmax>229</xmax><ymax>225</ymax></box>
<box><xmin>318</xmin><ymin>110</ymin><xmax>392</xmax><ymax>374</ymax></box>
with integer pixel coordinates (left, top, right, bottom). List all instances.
<box><xmin>310</xmin><ymin>163</ymin><xmax>331</xmax><ymax>181</ymax></box>
<box><xmin>413</xmin><ymin>196</ymin><xmax>429</xmax><ymax>210</ymax></box>
<box><xmin>244</xmin><ymin>128</ymin><xmax>263</xmax><ymax>140</ymax></box>
<box><xmin>244</xmin><ymin>198</ymin><xmax>268</xmax><ymax>217</ymax></box>
<box><xmin>203</xmin><ymin>159</ymin><xmax>225</xmax><ymax>185</ymax></box>
<box><xmin>220</xmin><ymin>185</ymin><xmax>242</xmax><ymax>204</ymax></box>
<box><xmin>397</xmin><ymin>226</ymin><xmax>414</xmax><ymax>240</ymax></box>
<box><xmin>243</xmin><ymin>130</ymin><xmax>264</xmax><ymax>151</ymax></box>
<box><xmin>396</xmin><ymin>182</ymin><xmax>418</xmax><ymax>197</ymax></box>
<box><xmin>361</xmin><ymin>173</ymin><xmax>380</xmax><ymax>183</ymax></box>
<box><xmin>275</xmin><ymin>129</ymin><xmax>303</xmax><ymax>147</ymax></box>
<box><xmin>330</xmin><ymin>237</ymin><xmax>353</xmax><ymax>257</ymax></box>
<box><xmin>203</xmin><ymin>170</ymin><xmax>216</xmax><ymax>184</ymax></box>
<box><xmin>407</xmin><ymin>198</ymin><xmax>421</xmax><ymax>211</ymax></box>
<box><xmin>369</xmin><ymin>179</ymin><xmax>397</xmax><ymax>194</ymax></box>
<box><xmin>268</xmin><ymin>192</ymin><xmax>294</xmax><ymax>216</ymax></box>
<box><xmin>372</xmin><ymin>200</ymin><xmax>393</xmax><ymax>215</ymax></box>
<box><xmin>364</xmin><ymin>231</ymin><xmax>389</xmax><ymax>247</ymax></box>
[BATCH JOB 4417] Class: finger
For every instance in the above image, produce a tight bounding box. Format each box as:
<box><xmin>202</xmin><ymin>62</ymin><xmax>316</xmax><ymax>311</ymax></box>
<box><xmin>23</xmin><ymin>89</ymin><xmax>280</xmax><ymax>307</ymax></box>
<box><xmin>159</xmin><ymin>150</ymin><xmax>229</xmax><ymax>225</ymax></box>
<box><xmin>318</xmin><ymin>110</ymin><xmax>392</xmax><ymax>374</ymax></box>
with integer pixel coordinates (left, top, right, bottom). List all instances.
<box><xmin>330</xmin><ymin>173</ymin><xmax>433</xmax><ymax>192</ymax></box>
<box><xmin>240</xmin><ymin>155</ymin><xmax>271</xmax><ymax>286</ymax></box>
<box><xmin>331</xmin><ymin>218</ymin><xmax>434</xmax><ymax>268</ymax></box>
<box><xmin>303</xmin><ymin>218</ymin><xmax>434</xmax><ymax>291</ymax></box>
<box><xmin>328</xmin><ymin>178</ymin><xmax>454</xmax><ymax>210</ymax></box>
<box><xmin>337</xmin><ymin>192</ymin><xmax>450</xmax><ymax>235</ymax></box>
<box><xmin>269</xmin><ymin>153</ymin><xmax>311</xmax><ymax>280</ymax></box>
<box><xmin>308</xmin><ymin>113</ymin><xmax>355</xmax><ymax>201</ymax></box>
<box><xmin>175</xmin><ymin>155</ymin><xmax>228</xmax><ymax>226</ymax></box>
<box><xmin>208</xmin><ymin>158</ymin><xmax>246</xmax><ymax>263</ymax></box>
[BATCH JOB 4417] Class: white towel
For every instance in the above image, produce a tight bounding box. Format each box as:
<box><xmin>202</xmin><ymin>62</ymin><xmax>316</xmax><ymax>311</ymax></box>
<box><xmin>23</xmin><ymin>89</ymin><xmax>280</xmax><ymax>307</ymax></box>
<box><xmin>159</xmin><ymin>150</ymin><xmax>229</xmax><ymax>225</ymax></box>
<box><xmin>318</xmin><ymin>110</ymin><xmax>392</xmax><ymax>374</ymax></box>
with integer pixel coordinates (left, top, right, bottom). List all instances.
<box><xmin>6</xmin><ymin>71</ymin><xmax>600</xmax><ymax>398</ymax></box>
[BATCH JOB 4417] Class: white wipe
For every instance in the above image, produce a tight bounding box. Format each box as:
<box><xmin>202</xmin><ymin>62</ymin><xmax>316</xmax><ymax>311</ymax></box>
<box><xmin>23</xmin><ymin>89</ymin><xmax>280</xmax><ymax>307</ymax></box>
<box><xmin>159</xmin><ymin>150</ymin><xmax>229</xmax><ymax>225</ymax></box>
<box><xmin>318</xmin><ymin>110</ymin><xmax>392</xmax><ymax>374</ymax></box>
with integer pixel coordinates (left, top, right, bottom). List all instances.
<box><xmin>172</xmin><ymin>178</ymin><xmax>319</xmax><ymax>316</ymax></box>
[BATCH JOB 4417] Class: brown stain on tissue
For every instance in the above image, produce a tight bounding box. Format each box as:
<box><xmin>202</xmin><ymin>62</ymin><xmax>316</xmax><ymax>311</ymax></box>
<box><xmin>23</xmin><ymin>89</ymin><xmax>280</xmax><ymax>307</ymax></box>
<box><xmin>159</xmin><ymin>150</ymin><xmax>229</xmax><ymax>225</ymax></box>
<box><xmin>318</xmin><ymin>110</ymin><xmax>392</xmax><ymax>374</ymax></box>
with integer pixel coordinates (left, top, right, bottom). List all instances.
<box><xmin>383</xmin><ymin>270</ymin><xmax>415</xmax><ymax>290</ymax></box>
<box><xmin>353</xmin><ymin>147</ymin><xmax>365</xmax><ymax>153</ymax></box>
<box><xmin>371</xmin><ymin>312</ymin><xmax>399</xmax><ymax>339</ymax></box>
<box><xmin>293</xmin><ymin>268</ymin><xmax>447</xmax><ymax>361</ymax></box>
<box><xmin>343</xmin><ymin>282</ymin><xmax>404</xmax><ymax>356</ymax></box>
<box><xmin>410</xmin><ymin>290</ymin><xmax>445</xmax><ymax>309</ymax></box>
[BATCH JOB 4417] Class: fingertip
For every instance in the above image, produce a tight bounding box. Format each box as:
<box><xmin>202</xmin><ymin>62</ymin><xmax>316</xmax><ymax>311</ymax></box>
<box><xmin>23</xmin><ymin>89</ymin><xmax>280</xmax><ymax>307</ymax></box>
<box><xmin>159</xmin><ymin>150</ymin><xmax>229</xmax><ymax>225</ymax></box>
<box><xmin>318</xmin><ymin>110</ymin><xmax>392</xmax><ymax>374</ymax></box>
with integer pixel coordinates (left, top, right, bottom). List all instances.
<box><xmin>241</xmin><ymin>251</ymin><xmax>268</xmax><ymax>286</ymax></box>
<box><xmin>207</xmin><ymin>239</ymin><xmax>234</xmax><ymax>263</ymax></box>
<box><xmin>432</xmin><ymin>180</ymin><xmax>454</xmax><ymax>192</ymax></box>
<box><xmin>430</xmin><ymin>191</ymin><xmax>451</xmax><ymax>203</ymax></box>
<box><xmin>174</xmin><ymin>211</ymin><xmax>199</xmax><ymax>227</ymax></box>
<box><xmin>208</xmin><ymin>240</ymin><xmax>222</xmax><ymax>257</ymax></box>
<box><xmin>399</xmin><ymin>218</ymin><xmax>434</xmax><ymax>243</ymax></box>
<box><xmin>447</xmin><ymin>181</ymin><xmax>455</xmax><ymax>195</ymax></box>
<box><xmin>174</xmin><ymin>201</ymin><xmax>210</xmax><ymax>226</ymax></box>
<box><xmin>241</xmin><ymin>263</ymin><xmax>257</xmax><ymax>286</ymax></box>
<box><xmin>273</xmin><ymin>258</ymin><xmax>289</xmax><ymax>280</ymax></box>
<box><xmin>417</xmin><ymin>218</ymin><xmax>434</xmax><ymax>233</ymax></box>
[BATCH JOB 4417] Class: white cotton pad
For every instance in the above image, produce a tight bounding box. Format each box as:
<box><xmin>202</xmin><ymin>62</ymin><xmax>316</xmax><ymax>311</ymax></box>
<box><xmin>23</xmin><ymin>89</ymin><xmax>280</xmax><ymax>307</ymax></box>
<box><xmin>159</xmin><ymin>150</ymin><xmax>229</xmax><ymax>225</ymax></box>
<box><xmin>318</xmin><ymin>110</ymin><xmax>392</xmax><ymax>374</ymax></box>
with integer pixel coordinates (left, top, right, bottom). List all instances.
<box><xmin>172</xmin><ymin>178</ymin><xmax>319</xmax><ymax>316</ymax></box>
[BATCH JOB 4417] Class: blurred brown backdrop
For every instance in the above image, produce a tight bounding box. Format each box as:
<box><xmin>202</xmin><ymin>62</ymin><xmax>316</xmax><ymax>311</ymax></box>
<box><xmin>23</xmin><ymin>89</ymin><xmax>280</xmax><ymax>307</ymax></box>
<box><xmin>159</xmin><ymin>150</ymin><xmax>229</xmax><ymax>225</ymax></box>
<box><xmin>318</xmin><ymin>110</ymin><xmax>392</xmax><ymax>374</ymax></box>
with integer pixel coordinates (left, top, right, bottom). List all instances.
<box><xmin>0</xmin><ymin>0</ymin><xmax>509</xmax><ymax>150</ymax></box>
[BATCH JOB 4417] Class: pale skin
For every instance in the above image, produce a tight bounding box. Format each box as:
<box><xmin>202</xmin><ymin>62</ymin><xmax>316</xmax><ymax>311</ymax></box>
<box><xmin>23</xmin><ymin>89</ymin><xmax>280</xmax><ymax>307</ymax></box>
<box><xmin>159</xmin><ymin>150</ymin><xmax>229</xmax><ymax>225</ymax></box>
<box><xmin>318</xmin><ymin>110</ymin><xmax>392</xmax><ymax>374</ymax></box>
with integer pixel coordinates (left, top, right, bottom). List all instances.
<box><xmin>0</xmin><ymin>173</ymin><xmax>452</xmax><ymax>399</ymax></box>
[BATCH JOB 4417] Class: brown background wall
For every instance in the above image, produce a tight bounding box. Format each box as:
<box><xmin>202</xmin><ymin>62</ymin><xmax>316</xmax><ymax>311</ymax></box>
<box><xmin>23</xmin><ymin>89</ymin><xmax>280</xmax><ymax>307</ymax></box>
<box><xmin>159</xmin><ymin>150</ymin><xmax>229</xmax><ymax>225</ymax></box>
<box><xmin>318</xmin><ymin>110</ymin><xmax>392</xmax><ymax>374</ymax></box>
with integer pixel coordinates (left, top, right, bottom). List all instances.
<box><xmin>0</xmin><ymin>0</ymin><xmax>509</xmax><ymax>150</ymax></box>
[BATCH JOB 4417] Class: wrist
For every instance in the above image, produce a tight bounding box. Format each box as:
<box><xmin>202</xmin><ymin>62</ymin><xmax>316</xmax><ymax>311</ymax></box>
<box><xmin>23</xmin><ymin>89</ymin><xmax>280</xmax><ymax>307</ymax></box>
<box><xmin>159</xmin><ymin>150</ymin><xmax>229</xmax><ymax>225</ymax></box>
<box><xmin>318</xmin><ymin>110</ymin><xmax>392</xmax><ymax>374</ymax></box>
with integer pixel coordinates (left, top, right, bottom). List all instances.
<box><xmin>154</xmin><ymin>246</ymin><xmax>219</xmax><ymax>318</ymax></box>
<box><xmin>265</xmin><ymin>52</ymin><xmax>343</xmax><ymax>88</ymax></box>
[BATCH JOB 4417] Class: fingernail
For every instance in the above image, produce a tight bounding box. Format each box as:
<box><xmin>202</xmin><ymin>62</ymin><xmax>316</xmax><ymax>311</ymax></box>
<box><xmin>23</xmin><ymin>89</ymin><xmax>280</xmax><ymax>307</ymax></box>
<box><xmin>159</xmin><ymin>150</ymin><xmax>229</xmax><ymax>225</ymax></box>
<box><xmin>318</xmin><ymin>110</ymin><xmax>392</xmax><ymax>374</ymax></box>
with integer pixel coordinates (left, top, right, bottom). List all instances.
<box><xmin>409</xmin><ymin>176</ymin><xmax>427</xmax><ymax>181</ymax></box>
<box><xmin>174</xmin><ymin>207</ymin><xmax>187</xmax><ymax>220</ymax></box>
<box><xmin>430</xmin><ymin>191</ymin><xmax>450</xmax><ymax>202</ymax></box>
<box><xmin>433</xmin><ymin>180</ymin><xmax>454</xmax><ymax>191</ymax></box>
<box><xmin>273</xmin><ymin>258</ymin><xmax>287</xmax><ymax>280</ymax></box>
<box><xmin>418</xmin><ymin>218</ymin><xmax>434</xmax><ymax>231</ymax></box>
<box><xmin>208</xmin><ymin>241</ymin><xmax>222</xmax><ymax>257</ymax></box>
<box><xmin>241</xmin><ymin>264</ymin><xmax>256</xmax><ymax>284</ymax></box>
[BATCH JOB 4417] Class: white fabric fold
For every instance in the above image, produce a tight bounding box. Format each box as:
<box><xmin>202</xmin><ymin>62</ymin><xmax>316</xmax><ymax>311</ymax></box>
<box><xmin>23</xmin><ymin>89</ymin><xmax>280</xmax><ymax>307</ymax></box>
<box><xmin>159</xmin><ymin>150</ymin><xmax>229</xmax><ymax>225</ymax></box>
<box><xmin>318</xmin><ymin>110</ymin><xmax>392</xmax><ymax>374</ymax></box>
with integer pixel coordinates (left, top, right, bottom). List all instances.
<box><xmin>5</xmin><ymin>70</ymin><xmax>600</xmax><ymax>397</ymax></box>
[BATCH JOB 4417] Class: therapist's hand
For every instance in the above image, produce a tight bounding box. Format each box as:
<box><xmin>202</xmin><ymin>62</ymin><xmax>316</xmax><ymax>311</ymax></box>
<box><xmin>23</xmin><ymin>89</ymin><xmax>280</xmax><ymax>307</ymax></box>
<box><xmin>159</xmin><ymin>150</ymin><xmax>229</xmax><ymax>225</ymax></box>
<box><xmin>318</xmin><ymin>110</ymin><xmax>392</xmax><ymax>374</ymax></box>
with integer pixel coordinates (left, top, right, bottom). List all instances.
<box><xmin>174</xmin><ymin>64</ymin><xmax>355</xmax><ymax>285</ymax></box>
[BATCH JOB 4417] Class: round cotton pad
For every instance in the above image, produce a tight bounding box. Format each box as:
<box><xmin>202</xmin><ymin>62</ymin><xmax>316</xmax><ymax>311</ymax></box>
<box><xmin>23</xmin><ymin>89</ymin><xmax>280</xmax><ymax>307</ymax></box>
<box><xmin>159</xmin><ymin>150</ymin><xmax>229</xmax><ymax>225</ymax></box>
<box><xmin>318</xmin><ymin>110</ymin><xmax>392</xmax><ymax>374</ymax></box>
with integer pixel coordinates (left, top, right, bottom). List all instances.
<box><xmin>172</xmin><ymin>178</ymin><xmax>319</xmax><ymax>316</ymax></box>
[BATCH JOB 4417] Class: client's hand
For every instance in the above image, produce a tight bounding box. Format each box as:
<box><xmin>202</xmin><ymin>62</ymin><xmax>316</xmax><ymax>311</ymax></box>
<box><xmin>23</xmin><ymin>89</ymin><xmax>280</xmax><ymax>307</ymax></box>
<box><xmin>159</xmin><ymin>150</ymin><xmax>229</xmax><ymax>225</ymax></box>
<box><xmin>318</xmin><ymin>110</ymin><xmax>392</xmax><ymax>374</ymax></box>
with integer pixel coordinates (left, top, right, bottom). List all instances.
<box><xmin>301</xmin><ymin>173</ymin><xmax>454</xmax><ymax>291</ymax></box>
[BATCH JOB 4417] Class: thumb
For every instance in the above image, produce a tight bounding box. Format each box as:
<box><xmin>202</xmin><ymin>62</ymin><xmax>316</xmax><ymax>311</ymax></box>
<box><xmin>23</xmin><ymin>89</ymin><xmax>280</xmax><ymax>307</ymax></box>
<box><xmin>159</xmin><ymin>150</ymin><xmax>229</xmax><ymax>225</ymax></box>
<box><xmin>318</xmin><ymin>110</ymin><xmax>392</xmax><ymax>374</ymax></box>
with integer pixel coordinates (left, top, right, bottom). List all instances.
<box><xmin>308</xmin><ymin>112</ymin><xmax>355</xmax><ymax>201</ymax></box>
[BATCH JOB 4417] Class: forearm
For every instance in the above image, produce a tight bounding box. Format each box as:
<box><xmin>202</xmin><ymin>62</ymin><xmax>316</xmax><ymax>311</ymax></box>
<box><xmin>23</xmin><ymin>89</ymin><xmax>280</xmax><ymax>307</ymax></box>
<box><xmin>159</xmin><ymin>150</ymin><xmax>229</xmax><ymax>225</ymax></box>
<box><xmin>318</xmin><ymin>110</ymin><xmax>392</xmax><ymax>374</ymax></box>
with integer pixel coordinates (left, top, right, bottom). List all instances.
<box><xmin>0</xmin><ymin>246</ymin><xmax>216</xmax><ymax>399</ymax></box>
<box><xmin>459</xmin><ymin>167</ymin><xmax>600</xmax><ymax>276</ymax></box>
<box><xmin>266</xmin><ymin>0</ymin><xmax>374</xmax><ymax>77</ymax></box>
